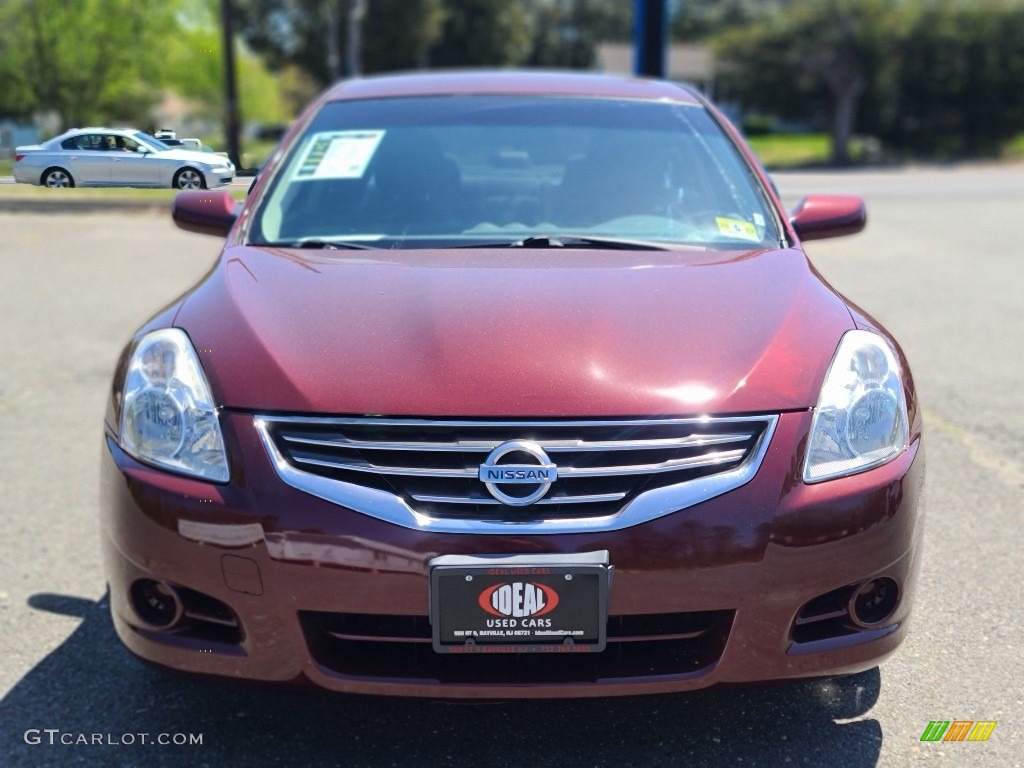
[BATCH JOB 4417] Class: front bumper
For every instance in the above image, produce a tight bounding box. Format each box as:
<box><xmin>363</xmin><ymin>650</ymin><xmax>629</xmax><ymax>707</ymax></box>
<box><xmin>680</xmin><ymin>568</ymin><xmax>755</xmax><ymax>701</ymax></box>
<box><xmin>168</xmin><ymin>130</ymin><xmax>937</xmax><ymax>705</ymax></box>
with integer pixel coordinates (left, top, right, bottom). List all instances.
<box><xmin>101</xmin><ymin>410</ymin><xmax>924</xmax><ymax>698</ymax></box>
<box><xmin>203</xmin><ymin>170</ymin><xmax>234</xmax><ymax>188</ymax></box>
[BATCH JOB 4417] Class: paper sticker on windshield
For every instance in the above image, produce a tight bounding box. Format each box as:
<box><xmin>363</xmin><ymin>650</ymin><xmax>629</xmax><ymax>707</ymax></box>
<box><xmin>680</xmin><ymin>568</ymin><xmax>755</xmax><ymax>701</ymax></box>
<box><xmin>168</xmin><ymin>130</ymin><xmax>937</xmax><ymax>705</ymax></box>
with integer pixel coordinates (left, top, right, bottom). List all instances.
<box><xmin>294</xmin><ymin>130</ymin><xmax>385</xmax><ymax>180</ymax></box>
<box><xmin>715</xmin><ymin>217</ymin><xmax>760</xmax><ymax>242</ymax></box>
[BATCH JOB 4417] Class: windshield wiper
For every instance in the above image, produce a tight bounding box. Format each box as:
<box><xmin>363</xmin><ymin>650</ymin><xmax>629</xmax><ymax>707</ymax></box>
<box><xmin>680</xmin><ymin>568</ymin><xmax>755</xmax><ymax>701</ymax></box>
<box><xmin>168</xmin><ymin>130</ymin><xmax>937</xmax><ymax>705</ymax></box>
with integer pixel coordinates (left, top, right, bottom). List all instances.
<box><xmin>455</xmin><ymin>235</ymin><xmax>690</xmax><ymax>251</ymax></box>
<box><xmin>256</xmin><ymin>239</ymin><xmax>382</xmax><ymax>250</ymax></box>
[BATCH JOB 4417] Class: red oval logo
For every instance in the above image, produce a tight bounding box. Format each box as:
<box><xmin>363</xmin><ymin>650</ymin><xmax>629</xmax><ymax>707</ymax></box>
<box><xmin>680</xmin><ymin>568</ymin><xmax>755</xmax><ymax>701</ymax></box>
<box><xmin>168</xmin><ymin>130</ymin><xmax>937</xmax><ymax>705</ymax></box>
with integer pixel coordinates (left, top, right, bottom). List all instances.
<box><xmin>478</xmin><ymin>582</ymin><xmax>559</xmax><ymax>618</ymax></box>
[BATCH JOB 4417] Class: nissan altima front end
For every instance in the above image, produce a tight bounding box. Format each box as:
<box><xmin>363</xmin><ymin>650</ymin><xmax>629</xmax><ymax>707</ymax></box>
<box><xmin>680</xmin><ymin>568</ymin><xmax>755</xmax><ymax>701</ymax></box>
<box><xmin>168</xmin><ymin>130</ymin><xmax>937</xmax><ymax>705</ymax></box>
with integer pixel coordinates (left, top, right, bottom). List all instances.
<box><xmin>101</xmin><ymin>71</ymin><xmax>923</xmax><ymax>698</ymax></box>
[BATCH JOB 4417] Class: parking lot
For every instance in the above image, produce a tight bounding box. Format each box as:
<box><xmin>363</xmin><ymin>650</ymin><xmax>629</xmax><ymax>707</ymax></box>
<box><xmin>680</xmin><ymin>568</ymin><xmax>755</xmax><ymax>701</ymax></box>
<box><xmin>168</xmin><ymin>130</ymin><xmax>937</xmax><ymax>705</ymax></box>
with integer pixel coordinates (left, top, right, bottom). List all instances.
<box><xmin>0</xmin><ymin>165</ymin><xmax>1020</xmax><ymax>767</ymax></box>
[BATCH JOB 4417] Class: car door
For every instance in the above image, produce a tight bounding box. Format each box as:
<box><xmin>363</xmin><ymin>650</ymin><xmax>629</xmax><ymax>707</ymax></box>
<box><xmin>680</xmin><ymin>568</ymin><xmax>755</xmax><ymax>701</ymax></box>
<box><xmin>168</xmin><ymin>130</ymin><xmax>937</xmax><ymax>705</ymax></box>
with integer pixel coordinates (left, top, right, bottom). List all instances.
<box><xmin>62</xmin><ymin>134</ymin><xmax>110</xmax><ymax>185</ymax></box>
<box><xmin>105</xmin><ymin>134</ymin><xmax>156</xmax><ymax>186</ymax></box>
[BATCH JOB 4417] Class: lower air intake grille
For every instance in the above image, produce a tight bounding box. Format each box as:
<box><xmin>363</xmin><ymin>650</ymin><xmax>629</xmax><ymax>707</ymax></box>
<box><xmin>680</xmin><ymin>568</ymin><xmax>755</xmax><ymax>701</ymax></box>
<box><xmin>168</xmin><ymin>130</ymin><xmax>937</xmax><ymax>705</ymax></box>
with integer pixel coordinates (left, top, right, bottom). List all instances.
<box><xmin>300</xmin><ymin>610</ymin><xmax>734</xmax><ymax>683</ymax></box>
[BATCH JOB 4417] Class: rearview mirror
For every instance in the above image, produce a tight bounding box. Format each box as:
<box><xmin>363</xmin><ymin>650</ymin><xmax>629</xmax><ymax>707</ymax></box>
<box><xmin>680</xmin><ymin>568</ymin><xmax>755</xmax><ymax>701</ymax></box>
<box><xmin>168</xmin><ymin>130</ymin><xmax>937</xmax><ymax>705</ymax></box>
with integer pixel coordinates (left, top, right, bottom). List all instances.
<box><xmin>789</xmin><ymin>195</ymin><xmax>866</xmax><ymax>241</ymax></box>
<box><xmin>172</xmin><ymin>190</ymin><xmax>239</xmax><ymax>237</ymax></box>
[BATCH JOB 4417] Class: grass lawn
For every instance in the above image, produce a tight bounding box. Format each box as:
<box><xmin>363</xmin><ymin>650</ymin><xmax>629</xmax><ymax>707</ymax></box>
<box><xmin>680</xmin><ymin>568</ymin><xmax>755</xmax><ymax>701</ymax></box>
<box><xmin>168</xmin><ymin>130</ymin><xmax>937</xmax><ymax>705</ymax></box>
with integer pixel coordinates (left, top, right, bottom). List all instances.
<box><xmin>750</xmin><ymin>132</ymin><xmax>1024</xmax><ymax>167</ymax></box>
<box><xmin>746</xmin><ymin>133</ymin><xmax>833</xmax><ymax>169</ymax></box>
<box><xmin>4</xmin><ymin>131</ymin><xmax>1022</xmax><ymax>192</ymax></box>
<box><xmin>1003</xmin><ymin>134</ymin><xmax>1024</xmax><ymax>160</ymax></box>
<box><xmin>0</xmin><ymin>184</ymin><xmax>247</xmax><ymax>202</ymax></box>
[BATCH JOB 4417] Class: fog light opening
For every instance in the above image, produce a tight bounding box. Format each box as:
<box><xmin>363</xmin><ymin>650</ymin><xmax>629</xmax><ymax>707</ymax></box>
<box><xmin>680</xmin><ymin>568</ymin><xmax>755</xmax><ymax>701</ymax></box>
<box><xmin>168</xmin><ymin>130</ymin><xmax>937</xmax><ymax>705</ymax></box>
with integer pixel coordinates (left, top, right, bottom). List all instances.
<box><xmin>130</xmin><ymin>579</ymin><xmax>184</xmax><ymax>630</ymax></box>
<box><xmin>849</xmin><ymin>577</ymin><xmax>899</xmax><ymax>628</ymax></box>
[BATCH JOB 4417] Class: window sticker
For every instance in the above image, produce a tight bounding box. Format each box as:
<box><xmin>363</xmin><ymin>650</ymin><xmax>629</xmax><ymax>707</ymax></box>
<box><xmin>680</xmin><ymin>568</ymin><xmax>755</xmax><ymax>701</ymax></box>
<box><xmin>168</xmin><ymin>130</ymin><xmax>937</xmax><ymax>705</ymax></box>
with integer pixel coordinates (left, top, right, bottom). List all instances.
<box><xmin>294</xmin><ymin>130</ymin><xmax>385</xmax><ymax>181</ymax></box>
<box><xmin>715</xmin><ymin>216</ymin><xmax>761</xmax><ymax>242</ymax></box>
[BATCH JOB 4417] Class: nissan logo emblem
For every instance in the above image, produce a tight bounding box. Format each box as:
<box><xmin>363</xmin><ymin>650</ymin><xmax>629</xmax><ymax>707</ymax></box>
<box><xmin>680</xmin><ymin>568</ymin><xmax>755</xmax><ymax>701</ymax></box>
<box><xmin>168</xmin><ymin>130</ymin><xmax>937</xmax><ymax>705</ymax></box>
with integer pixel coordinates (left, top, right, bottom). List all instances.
<box><xmin>478</xmin><ymin>441</ymin><xmax>557</xmax><ymax>506</ymax></box>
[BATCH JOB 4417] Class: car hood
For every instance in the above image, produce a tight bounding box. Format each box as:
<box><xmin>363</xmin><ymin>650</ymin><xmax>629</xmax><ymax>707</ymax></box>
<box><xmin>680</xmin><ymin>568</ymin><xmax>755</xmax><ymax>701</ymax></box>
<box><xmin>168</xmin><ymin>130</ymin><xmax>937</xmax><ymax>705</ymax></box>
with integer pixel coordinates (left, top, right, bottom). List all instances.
<box><xmin>154</xmin><ymin>148</ymin><xmax>231</xmax><ymax>166</ymax></box>
<box><xmin>173</xmin><ymin>246</ymin><xmax>854</xmax><ymax>416</ymax></box>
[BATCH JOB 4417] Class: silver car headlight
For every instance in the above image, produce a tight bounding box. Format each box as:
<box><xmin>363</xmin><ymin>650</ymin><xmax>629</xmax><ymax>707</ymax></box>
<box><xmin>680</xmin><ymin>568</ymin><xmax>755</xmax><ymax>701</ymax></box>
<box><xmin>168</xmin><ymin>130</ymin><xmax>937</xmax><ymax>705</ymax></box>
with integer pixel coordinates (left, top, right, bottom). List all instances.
<box><xmin>119</xmin><ymin>329</ymin><xmax>229</xmax><ymax>482</ymax></box>
<box><xmin>803</xmin><ymin>330</ymin><xmax>909</xmax><ymax>483</ymax></box>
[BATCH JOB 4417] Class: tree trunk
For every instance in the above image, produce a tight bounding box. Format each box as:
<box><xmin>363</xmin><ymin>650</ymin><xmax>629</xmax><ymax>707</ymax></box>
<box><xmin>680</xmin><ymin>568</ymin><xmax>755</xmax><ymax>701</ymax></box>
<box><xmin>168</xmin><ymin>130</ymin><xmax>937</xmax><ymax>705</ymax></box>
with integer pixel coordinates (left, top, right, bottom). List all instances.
<box><xmin>830</xmin><ymin>84</ymin><xmax>860</xmax><ymax>166</ymax></box>
<box><xmin>346</xmin><ymin>0</ymin><xmax>366</xmax><ymax>76</ymax></box>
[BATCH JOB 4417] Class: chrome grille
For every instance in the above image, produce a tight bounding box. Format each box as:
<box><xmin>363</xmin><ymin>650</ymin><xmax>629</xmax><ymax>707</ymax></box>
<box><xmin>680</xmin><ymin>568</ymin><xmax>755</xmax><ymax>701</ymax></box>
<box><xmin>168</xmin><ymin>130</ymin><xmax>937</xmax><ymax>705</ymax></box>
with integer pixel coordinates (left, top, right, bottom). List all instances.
<box><xmin>256</xmin><ymin>415</ymin><xmax>778</xmax><ymax>534</ymax></box>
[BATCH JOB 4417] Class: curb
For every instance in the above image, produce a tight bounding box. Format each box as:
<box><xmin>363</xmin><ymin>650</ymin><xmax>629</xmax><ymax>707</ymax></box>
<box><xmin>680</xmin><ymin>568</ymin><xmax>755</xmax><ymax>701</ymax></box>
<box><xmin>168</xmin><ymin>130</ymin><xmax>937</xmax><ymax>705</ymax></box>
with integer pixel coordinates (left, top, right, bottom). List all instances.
<box><xmin>0</xmin><ymin>197</ymin><xmax>173</xmax><ymax>214</ymax></box>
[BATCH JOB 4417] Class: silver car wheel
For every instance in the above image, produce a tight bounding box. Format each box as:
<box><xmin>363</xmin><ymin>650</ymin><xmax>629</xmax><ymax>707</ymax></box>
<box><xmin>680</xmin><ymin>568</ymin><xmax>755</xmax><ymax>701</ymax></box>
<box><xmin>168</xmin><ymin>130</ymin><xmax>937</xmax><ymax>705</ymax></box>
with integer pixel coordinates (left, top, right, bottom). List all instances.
<box><xmin>43</xmin><ymin>169</ymin><xmax>72</xmax><ymax>188</ymax></box>
<box><xmin>174</xmin><ymin>168</ymin><xmax>204</xmax><ymax>190</ymax></box>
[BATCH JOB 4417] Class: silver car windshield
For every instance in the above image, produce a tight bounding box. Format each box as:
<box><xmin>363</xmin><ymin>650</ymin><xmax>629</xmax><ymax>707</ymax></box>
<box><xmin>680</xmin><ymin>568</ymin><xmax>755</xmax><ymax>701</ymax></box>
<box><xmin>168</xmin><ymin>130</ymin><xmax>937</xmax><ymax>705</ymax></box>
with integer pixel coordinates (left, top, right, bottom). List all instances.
<box><xmin>249</xmin><ymin>96</ymin><xmax>779</xmax><ymax>250</ymax></box>
<box><xmin>131</xmin><ymin>131</ymin><xmax>172</xmax><ymax>152</ymax></box>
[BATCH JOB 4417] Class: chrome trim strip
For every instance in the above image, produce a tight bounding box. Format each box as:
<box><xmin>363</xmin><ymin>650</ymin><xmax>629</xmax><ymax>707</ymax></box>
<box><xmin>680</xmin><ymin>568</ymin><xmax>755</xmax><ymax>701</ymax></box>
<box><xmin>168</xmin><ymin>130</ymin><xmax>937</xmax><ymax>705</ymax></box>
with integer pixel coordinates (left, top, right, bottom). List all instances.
<box><xmin>254</xmin><ymin>415</ymin><xmax>779</xmax><ymax>534</ymax></box>
<box><xmin>280</xmin><ymin>432</ymin><xmax>751</xmax><ymax>452</ymax></box>
<box><xmin>292</xmin><ymin>456</ymin><xmax>476</xmax><ymax>478</ymax></box>
<box><xmin>546</xmin><ymin>434</ymin><xmax>750</xmax><ymax>451</ymax></box>
<box><xmin>558</xmin><ymin>449</ymin><xmax>745</xmax><ymax>476</ymax></box>
<box><xmin>261</xmin><ymin>415</ymin><xmax>771</xmax><ymax>428</ymax></box>
<box><xmin>283</xmin><ymin>436</ymin><xmax>498</xmax><ymax>452</ymax></box>
<box><xmin>288</xmin><ymin>447</ymin><xmax>746</xmax><ymax>478</ymax></box>
<box><xmin>409</xmin><ymin>492</ymin><xmax>629</xmax><ymax>506</ymax></box>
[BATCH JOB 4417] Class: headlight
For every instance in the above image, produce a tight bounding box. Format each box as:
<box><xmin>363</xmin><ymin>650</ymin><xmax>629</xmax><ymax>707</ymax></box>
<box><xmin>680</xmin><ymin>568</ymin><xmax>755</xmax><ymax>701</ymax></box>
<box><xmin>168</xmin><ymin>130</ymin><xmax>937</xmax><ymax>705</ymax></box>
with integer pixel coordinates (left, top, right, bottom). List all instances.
<box><xmin>119</xmin><ymin>329</ymin><xmax>229</xmax><ymax>482</ymax></box>
<box><xmin>803</xmin><ymin>330</ymin><xmax>909</xmax><ymax>483</ymax></box>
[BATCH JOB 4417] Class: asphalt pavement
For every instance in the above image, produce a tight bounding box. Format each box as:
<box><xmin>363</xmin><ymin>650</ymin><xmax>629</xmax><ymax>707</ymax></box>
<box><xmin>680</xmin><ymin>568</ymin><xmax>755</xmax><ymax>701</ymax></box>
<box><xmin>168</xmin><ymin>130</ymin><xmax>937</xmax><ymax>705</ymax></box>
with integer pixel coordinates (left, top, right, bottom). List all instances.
<box><xmin>0</xmin><ymin>165</ymin><xmax>1021</xmax><ymax>767</ymax></box>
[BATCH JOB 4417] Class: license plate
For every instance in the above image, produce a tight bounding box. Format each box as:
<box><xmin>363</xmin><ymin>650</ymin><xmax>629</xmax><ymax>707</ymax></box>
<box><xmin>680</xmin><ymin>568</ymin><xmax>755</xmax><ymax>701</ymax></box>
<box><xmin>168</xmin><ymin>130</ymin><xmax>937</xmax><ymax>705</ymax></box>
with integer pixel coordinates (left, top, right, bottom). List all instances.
<box><xmin>429</xmin><ymin>551</ymin><xmax>609</xmax><ymax>654</ymax></box>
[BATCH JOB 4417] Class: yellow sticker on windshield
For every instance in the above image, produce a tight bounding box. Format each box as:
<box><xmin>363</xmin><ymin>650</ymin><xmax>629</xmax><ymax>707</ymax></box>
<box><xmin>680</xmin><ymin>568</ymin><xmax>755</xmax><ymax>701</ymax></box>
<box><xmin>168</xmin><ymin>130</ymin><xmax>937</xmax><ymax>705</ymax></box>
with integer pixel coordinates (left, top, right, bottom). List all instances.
<box><xmin>715</xmin><ymin>217</ymin><xmax>760</xmax><ymax>242</ymax></box>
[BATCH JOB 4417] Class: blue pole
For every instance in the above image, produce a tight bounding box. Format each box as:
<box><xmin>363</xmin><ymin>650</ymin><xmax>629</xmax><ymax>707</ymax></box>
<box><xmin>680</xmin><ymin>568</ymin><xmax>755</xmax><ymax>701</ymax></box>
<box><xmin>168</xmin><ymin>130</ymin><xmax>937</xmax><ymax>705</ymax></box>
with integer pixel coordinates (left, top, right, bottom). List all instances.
<box><xmin>633</xmin><ymin>0</ymin><xmax>667</xmax><ymax>78</ymax></box>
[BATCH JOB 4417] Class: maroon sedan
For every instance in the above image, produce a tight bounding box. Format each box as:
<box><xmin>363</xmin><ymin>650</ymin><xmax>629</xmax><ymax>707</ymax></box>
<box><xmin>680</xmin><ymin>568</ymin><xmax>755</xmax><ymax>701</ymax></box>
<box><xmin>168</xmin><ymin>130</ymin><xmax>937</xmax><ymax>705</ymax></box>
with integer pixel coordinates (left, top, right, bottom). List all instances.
<box><xmin>101</xmin><ymin>71</ymin><xmax>923</xmax><ymax>698</ymax></box>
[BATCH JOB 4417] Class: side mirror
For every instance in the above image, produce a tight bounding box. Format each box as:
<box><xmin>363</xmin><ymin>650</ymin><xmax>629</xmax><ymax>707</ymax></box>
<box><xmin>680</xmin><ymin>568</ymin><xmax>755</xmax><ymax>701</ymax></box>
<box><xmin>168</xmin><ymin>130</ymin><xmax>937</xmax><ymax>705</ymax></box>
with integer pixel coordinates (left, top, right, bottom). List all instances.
<box><xmin>172</xmin><ymin>190</ymin><xmax>239</xmax><ymax>237</ymax></box>
<box><xmin>789</xmin><ymin>195</ymin><xmax>866</xmax><ymax>241</ymax></box>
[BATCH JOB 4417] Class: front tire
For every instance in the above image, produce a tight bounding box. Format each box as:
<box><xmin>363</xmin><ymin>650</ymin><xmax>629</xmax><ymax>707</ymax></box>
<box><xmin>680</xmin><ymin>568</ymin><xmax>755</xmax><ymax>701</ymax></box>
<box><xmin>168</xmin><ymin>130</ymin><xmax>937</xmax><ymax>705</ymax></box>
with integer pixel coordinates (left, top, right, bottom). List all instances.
<box><xmin>173</xmin><ymin>168</ymin><xmax>205</xmax><ymax>190</ymax></box>
<box><xmin>42</xmin><ymin>168</ymin><xmax>74</xmax><ymax>188</ymax></box>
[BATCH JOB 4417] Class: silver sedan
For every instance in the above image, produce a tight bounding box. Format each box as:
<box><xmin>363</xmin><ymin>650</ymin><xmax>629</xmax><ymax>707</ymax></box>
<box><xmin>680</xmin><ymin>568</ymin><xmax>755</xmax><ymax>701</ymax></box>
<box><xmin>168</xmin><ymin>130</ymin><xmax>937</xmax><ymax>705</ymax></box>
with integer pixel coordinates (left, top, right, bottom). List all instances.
<box><xmin>13</xmin><ymin>128</ymin><xmax>235</xmax><ymax>189</ymax></box>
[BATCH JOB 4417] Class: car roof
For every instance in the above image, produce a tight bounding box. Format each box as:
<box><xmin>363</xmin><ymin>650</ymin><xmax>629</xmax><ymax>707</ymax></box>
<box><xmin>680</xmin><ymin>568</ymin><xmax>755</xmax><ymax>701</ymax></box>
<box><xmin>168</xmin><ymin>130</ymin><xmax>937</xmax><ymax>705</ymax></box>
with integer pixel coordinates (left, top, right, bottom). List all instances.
<box><xmin>59</xmin><ymin>127</ymin><xmax>140</xmax><ymax>137</ymax></box>
<box><xmin>323</xmin><ymin>70</ymin><xmax>703</xmax><ymax>105</ymax></box>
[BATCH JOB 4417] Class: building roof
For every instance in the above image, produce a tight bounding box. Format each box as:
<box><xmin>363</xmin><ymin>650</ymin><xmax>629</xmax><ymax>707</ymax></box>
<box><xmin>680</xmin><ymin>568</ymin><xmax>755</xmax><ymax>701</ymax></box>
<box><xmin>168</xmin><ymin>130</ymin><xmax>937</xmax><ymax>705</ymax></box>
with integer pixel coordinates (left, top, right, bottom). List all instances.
<box><xmin>595</xmin><ymin>43</ymin><xmax>715</xmax><ymax>84</ymax></box>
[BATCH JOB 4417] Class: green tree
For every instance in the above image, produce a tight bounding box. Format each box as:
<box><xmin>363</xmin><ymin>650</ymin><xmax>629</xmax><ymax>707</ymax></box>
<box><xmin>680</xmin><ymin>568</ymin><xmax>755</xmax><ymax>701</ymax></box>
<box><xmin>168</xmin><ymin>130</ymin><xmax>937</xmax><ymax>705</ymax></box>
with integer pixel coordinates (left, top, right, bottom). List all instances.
<box><xmin>165</xmin><ymin>0</ymin><xmax>224</xmax><ymax>117</ymax></box>
<box><xmin>715</xmin><ymin>0</ymin><xmax>1024</xmax><ymax>161</ymax></box>
<box><xmin>713</xmin><ymin>0</ymin><xmax>903</xmax><ymax>164</ymax></box>
<box><xmin>672</xmin><ymin>0</ymin><xmax>783</xmax><ymax>41</ymax></box>
<box><xmin>362</xmin><ymin>0</ymin><xmax>446</xmax><ymax>71</ymax></box>
<box><xmin>164</xmin><ymin>0</ymin><xmax>291</xmax><ymax>126</ymax></box>
<box><xmin>887</xmin><ymin>0</ymin><xmax>1024</xmax><ymax>155</ymax></box>
<box><xmin>0</xmin><ymin>4</ymin><xmax>31</xmax><ymax>119</ymax></box>
<box><xmin>232</xmin><ymin>0</ymin><xmax>632</xmax><ymax>83</ymax></box>
<box><xmin>2</xmin><ymin>0</ymin><xmax>178</xmax><ymax>130</ymax></box>
<box><xmin>429</xmin><ymin>0</ymin><xmax>532</xmax><ymax>67</ymax></box>
<box><xmin>525</xmin><ymin>0</ymin><xmax>632</xmax><ymax>68</ymax></box>
<box><xmin>235</xmin><ymin>0</ymin><xmax>446</xmax><ymax>85</ymax></box>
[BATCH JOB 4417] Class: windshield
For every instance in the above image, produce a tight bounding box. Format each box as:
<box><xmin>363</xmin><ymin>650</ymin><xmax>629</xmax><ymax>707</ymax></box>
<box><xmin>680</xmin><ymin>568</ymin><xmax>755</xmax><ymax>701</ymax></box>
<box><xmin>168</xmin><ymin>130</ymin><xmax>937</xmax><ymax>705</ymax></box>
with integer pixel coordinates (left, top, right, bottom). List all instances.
<box><xmin>249</xmin><ymin>95</ymin><xmax>780</xmax><ymax>250</ymax></box>
<box><xmin>131</xmin><ymin>131</ymin><xmax>172</xmax><ymax>152</ymax></box>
